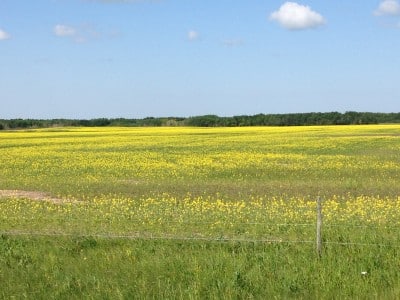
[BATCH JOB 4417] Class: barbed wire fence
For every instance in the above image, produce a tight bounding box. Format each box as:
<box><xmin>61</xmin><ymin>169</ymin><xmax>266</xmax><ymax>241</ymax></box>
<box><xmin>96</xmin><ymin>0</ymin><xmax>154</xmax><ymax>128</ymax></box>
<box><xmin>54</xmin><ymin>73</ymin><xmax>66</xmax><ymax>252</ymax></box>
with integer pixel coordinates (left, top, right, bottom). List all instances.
<box><xmin>2</xmin><ymin>196</ymin><xmax>400</xmax><ymax>255</ymax></box>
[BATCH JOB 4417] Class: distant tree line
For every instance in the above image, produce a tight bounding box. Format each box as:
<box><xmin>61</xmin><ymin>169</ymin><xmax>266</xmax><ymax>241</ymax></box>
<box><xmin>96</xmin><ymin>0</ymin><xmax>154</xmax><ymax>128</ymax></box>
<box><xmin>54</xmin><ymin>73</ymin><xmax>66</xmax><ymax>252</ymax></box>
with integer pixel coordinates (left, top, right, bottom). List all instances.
<box><xmin>1</xmin><ymin>112</ymin><xmax>400</xmax><ymax>130</ymax></box>
<box><xmin>184</xmin><ymin>112</ymin><xmax>400</xmax><ymax>127</ymax></box>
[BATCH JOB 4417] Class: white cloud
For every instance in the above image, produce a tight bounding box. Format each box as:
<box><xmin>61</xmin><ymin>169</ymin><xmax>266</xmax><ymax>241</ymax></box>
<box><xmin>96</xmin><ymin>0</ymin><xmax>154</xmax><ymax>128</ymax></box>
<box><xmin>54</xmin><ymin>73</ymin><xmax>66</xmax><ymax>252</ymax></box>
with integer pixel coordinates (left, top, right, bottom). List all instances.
<box><xmin>374</xmin><ymin>0</ymin><xmax>400</xmax><ymax>16</ymax></box>
<box><xmin>222</xmin><ymin>39</ymin><xmax>244</xmax><ymax>47</ymax></box>
<box><xmin>0</xmin><ymin>29</ymin><xmax>11</xmax><ymax>40</ymax></box>
<box><xmin>53</xmin><ymin>24</ymin><xmax>115</xmax><ymax>43</ymax></box>
<box><xmin>188</xmin><ymin>30</ymin><xmax>199</xmax><ymax>41</ymax></box>
<box><xmin>54</xmin><ymin>24</ymin><xmax>76</xmax><ymax>37</ymax></box>
<box><xmin>270</xmin><ymin>2</ymin><xmax>325</xmax><ymax>30</ymax></box>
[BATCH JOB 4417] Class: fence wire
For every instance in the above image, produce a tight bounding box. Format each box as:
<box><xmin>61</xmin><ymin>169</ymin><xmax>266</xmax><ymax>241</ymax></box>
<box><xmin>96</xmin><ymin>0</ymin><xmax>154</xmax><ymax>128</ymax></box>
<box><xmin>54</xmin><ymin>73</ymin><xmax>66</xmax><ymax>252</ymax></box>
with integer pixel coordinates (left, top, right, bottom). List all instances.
<box><xmin>1</xmin><ymin>230</ymin><xmax>400</xmax><ymax>248</ymax></box>
<box><xmin>2</xmin><ymin>197</ymin><xmax>400</xmax><ymax>248</ymax></box>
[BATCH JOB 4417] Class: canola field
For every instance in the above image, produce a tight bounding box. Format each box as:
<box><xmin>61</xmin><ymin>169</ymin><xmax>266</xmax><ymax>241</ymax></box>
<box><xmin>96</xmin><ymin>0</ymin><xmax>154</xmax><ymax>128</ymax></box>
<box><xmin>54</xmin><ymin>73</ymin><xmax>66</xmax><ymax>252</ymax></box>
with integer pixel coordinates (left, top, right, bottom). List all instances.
<box><xmin>1</xmin><ymin>125</ymin><xmax>400</xmax><ymax>298</ymax></box>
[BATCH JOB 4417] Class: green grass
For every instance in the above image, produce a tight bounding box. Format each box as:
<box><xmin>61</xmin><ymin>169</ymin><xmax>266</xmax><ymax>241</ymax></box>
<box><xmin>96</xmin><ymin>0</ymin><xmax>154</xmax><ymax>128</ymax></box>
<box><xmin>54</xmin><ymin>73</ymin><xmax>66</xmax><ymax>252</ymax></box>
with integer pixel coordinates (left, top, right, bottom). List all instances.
<box><xmin>2</xmin><ymin>235</ymin><xmax>400</xmax><ymax>299</ymax></box>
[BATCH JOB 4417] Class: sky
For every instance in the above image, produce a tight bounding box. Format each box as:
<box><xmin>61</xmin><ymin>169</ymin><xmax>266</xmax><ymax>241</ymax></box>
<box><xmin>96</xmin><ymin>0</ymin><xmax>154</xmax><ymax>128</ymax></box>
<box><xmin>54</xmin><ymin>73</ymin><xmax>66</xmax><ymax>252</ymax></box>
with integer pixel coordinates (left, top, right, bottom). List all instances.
<box><xmin>1</xmin><ymin>0</ymin><xmax>399</xmax><ymax>119</ymax></box>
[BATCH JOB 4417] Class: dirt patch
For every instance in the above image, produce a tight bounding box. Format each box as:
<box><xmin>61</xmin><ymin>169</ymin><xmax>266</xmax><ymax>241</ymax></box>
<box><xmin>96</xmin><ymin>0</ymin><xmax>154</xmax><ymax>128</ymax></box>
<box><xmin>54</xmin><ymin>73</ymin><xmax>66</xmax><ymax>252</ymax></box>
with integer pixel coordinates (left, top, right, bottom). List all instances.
<box><xmin>0</xmin><ymin>190</ymin><xmax>81</xmax><ymax>204</ymax></box>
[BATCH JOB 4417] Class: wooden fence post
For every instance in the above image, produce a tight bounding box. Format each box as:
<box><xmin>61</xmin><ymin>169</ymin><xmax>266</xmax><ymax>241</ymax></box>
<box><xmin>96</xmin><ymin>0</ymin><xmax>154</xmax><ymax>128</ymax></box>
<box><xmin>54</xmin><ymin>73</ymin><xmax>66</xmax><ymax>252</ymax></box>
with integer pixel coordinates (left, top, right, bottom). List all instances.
<box><xmin>316</xmin><ymin>196</ymin><xmax>323</xmax><ymax>258</ymax></box>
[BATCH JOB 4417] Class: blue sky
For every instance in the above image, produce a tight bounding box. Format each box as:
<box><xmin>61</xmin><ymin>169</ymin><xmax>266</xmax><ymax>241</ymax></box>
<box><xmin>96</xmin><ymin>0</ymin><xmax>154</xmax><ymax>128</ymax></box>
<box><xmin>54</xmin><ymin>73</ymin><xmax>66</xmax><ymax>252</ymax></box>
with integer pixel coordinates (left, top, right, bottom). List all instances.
<box><xmin>1</xmin><ymin>0</ymin><xmax>399</xmax><ymax>119</ymax></box>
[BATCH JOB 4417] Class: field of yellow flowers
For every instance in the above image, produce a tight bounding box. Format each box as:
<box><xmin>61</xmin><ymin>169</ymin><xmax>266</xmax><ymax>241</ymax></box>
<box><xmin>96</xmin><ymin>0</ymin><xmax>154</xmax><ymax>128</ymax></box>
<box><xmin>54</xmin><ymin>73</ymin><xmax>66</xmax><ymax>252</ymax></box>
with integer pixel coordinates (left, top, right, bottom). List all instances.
<box><xmin>1</xmin><ymin>125</ymin><xmax>400</xmax><ymax>298</ymax></box>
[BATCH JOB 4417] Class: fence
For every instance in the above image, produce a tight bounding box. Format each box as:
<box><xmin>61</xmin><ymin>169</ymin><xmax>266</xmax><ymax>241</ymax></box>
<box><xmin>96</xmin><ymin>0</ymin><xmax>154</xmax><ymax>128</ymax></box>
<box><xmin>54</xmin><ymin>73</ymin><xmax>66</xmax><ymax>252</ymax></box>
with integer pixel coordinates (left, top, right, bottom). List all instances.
<box><xmin>2</xmin><ymin>196</ymin><xmax>400</xmax><ymax>256</ymax></box>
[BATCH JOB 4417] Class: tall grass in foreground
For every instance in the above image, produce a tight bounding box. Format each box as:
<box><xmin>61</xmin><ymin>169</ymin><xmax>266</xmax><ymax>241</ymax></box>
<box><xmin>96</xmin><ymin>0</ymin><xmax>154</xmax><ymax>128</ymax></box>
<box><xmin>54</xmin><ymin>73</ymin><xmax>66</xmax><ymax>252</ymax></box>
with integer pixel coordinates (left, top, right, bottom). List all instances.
<box><xmin>1</xmin><ymin>235</ymin><xmax>400</xmax><ymax>299</ymax></box>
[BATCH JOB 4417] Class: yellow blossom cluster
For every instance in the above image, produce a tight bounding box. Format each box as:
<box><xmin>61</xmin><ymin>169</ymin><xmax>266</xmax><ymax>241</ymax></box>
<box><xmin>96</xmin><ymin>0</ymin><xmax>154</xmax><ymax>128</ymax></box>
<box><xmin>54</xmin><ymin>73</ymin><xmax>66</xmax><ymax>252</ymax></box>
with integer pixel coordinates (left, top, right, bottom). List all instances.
<box><xmin>1</xmin><ymin>194</ymin><xmax>400</xmax><ymax>242</ymax></box>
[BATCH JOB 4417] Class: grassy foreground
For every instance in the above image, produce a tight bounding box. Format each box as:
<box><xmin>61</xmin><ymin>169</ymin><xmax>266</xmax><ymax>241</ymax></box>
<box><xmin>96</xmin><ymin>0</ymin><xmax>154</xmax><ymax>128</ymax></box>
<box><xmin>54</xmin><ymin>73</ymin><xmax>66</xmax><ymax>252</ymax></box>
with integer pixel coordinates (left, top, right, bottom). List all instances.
<box><xmin>1</xmin><ymin>125</ymin><xmax>400</xmax><ymax>298</ymax></box>
<box><xmin>2</xmin><ymin>236</ymin><xmax>400</xmax><ymax>299</ymax></box>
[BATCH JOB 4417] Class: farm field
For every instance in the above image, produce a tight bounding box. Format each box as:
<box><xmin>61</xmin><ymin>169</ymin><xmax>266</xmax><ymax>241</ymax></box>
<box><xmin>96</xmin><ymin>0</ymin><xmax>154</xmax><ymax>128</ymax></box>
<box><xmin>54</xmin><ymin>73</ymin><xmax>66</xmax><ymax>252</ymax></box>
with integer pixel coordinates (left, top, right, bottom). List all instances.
<box><xmin>1</xmin><ymin>125</ymin><xmax>400</xmax><ymax>298</ymax></box>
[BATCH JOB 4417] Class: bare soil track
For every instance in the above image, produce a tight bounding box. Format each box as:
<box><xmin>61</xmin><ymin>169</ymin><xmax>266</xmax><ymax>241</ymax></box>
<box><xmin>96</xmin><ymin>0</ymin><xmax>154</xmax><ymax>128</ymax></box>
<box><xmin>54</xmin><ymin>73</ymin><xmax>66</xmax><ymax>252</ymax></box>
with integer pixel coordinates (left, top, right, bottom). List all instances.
<box><xmin>0</xmin><ymin>190</ymin><xmax>80</xmax><ymax>204</ymax></box>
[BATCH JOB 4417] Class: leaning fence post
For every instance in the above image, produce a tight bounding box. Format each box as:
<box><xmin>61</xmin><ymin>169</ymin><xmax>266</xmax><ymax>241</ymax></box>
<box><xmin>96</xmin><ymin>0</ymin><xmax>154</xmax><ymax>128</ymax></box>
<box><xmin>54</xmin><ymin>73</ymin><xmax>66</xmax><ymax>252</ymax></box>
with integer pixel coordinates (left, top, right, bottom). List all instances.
<box><xmin>316</xmin><ymin>196</ymin><xmax>323</xmax><ymax>258</ymax></box>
